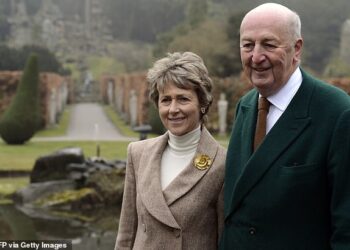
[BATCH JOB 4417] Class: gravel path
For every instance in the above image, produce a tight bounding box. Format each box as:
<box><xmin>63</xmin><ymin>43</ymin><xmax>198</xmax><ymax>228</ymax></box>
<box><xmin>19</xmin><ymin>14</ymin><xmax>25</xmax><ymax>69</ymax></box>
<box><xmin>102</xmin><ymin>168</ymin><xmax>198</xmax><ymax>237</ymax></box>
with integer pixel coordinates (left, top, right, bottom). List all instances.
<box><xmin>33</xmin><ymin>103</ymin><xmax>137</xmax><ymax>141</ymax></box>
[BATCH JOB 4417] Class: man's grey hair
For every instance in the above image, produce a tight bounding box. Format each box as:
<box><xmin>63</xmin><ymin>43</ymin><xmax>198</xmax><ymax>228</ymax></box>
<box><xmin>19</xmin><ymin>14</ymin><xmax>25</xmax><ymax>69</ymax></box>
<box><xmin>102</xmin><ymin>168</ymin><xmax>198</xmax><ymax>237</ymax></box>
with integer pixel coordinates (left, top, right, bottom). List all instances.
<box><xmin>243</xmin><ymin>3</ymin><xmax>302</xmax><ymax>43</ymax></box>
<box><xmin>289</xmin><ymin>10</ymin><xmax>302</xmax><ymax>42</ymax></box>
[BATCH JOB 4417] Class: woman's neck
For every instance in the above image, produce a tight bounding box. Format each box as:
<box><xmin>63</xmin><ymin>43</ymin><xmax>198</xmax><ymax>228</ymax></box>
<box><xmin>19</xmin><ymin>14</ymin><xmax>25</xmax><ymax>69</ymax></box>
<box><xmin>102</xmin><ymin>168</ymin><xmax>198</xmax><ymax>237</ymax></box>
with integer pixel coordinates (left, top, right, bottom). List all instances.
<box><xmin>168</xmin><ymin>126</ymin><xmax>201</xmax><ymax>155</ymax></box>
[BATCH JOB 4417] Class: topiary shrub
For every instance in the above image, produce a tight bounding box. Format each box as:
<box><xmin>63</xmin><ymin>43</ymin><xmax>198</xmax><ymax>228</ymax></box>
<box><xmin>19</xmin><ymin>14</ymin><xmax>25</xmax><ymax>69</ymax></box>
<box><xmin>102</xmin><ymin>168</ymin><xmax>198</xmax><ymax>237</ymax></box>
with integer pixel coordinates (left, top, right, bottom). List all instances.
<box><xmin>0</xmin><ymin>53</ymin><xmax>41</xmax><ymax>144</ymax></box>
<box><xmin>147</xmin><ymin>104</ymin><xmax>166</xmax><ymax>135</ymax></box>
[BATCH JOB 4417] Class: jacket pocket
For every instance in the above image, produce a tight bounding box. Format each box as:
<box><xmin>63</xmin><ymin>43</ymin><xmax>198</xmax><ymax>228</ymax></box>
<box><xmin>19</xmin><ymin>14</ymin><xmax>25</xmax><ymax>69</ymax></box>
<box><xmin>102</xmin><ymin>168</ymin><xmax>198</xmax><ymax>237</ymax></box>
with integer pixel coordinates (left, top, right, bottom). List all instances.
<box><xmin>279</xmin><ymin>163</ymin><xmax>320</xmax><ymax>176</ymax></box>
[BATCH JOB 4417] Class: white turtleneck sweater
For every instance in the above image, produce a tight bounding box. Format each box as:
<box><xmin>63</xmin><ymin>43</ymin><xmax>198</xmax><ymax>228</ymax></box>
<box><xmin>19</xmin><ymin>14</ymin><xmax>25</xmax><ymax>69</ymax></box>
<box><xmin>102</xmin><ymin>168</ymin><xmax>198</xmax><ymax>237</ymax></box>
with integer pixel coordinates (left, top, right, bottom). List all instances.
<box><xmin>160</xmin><ymin>126</ymin><xmax>201</xmax><ymax>190</ymax></box>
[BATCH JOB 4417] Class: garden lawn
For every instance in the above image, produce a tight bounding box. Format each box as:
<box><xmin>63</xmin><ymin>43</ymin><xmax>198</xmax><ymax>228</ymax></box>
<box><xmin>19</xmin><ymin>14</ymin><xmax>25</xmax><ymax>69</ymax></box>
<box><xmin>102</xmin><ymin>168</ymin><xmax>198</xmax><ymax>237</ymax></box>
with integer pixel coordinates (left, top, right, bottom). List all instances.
<box><xmin>0</xmin><ymin>140</ymin><xmax>129</xmax><ymax>171</ymax></box>
<box><xmin>103</xmin><ymin>105</ymin><xmax>159</xmax><ymax>138</ymax></box>
<box><xmin>35</xmin><ymin>106</ymin><xmax>71</xmax><ymax>137</ymax></box>
<box><xmin>0</xmin><ymin>177</ymin><xmax>29</xmax><ymax>202</ymax></box>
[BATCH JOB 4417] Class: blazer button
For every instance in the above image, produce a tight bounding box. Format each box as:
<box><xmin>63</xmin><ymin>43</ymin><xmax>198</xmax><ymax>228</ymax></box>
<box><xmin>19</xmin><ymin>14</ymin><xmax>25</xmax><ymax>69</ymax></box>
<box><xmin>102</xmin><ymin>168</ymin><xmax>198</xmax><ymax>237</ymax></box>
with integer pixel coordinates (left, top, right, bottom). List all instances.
<box><xmin>248</xmin><ymin>227</ymin><xmax>256</xmax><ymax>235</ymax></box>
<box><xmin>142</xmin><ymin>223</ymin><xmax>146</xmax><ymax>232</ymax></box>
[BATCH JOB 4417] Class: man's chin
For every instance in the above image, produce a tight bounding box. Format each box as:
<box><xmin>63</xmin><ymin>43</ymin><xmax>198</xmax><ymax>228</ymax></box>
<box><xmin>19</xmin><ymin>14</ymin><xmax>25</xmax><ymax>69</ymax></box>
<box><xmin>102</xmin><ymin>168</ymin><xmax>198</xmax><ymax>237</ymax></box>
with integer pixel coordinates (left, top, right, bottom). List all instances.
<box><xmin>251</xmin><ymin>81</ymin><xmax>274</xmax><ymax>96</ymax></box>
<box><xmin>251</xmin><ymin>79</ymin><xmax>271</xmax><ymax>88</ymax></box>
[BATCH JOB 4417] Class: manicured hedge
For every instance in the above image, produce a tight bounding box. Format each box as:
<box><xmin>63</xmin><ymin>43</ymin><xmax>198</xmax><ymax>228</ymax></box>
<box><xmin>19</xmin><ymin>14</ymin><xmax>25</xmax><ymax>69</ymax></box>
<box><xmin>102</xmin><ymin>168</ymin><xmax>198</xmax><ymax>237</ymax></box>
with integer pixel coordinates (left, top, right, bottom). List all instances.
<box><xmin>0</xmin><ymin>54</ymin><xmax>41</xmax><ymax>144</ymax></box>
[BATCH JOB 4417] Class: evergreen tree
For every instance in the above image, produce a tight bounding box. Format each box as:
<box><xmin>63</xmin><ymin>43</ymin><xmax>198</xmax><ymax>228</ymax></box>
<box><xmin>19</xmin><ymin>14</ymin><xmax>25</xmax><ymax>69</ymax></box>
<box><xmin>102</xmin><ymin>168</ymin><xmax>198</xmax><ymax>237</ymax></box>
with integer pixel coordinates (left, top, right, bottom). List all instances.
<box><xmin>148</xmin><ymin>104</ymin><xmax>165</xmax><ymax>135</ymax></box>
<box><xmin>0</xmin><ymin>45</ymin><xmax>64</xmax><ymax>73</ymax></box>
<box><xmin>0</xmin><ymin>54</ymin><xmax>41</xmax><ymax>144</ymax></box>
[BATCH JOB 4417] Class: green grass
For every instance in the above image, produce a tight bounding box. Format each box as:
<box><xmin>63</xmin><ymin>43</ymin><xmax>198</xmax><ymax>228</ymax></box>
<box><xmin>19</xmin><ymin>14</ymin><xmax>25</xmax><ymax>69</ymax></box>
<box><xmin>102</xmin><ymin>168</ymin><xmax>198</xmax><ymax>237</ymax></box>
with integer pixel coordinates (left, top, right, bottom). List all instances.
<box><xmin>35</xmin><ymin>106</ymin><xmax>71</xmax><ymax>137</ymax></box>
<box><xmin>213</xmin><ymin>133</ymin><xmax>230</xmax><ymax>148</ymax></box>
<box><xmin>103</xmin><ymin>105</ymin><xmax>162</xmax><ymax>139</ymax></box>
<box><xmin>0</xmin><ymin>104</ymin><xmax>133</xmax><ymax>200</ymax></box>
<box><xmin>0</xmin><ymin>140</ymin><xmax>129</xmax><ymax>171</ymax></box>
<box><xmin>0</xmin><ymin>103</ymin><xmax>228</xmax><ymax>172</ymax></box>
<box><xmin>87</xmin><ymin>56</ymin><xmax>125</xmax><ymax>79</ymax></box>
<box><xmin>0</xmin><ymin>104</ymin><xmax>136</xmax><ymax>171</ymax></box>
<box><xmin>103</xmin><ymin>105</ymin><xmax>139</xmax><ymax>137</ymax></box>
<box><xmin>0</xmin><ymin>177</ymin><xmax>29</xmax><ymax>198</ymax></box>
<box><xmin>63</xmin><ymin>63</ymin><xmax>80</xmax><ymax>83</ymax></box>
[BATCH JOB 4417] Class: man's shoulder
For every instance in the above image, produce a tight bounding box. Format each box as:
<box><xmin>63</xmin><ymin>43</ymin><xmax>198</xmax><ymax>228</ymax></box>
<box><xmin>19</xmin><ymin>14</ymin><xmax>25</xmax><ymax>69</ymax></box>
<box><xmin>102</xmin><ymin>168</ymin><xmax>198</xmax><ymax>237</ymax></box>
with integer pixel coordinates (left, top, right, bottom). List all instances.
<box><xmin>302</xmin><ymin>70</ymin><xmax>350</xmax><ymax>105</ymax></box>
<box><xmin>239</xmin><ymin>88</ymin><xmax>258</xmax><ymax>105</ymax></box>
<box><xmin>302</xmin><ymin>70</ymin><xmax>346</xmax><ymax>94</ymax></box>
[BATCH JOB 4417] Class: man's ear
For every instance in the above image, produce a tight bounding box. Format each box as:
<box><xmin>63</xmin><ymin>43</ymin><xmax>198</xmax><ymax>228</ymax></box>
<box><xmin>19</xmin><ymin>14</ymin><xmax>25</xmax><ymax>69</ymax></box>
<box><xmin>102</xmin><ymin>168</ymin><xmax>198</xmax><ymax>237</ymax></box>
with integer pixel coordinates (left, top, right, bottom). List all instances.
<box><xmin>294</xmin><ymin>38</ymin><xmax>303</xmax><ymax>62</ymax></box>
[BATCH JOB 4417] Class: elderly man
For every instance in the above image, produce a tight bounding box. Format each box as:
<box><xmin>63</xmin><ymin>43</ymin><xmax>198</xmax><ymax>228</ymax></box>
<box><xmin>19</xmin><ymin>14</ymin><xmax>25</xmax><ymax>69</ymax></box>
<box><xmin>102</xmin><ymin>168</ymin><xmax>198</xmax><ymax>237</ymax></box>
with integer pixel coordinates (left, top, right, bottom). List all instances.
<box><xmin>220</xmin><ymin>3</ymin><xmax>350</xmax><ymax>250</ymax></box>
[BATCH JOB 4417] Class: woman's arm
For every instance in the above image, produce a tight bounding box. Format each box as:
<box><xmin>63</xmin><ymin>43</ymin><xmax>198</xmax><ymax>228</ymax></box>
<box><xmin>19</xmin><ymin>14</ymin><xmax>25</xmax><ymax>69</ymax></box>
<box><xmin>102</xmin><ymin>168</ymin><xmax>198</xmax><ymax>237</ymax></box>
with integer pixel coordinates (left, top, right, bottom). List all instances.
<box><xmin>115</xmin><ymin>143</ymin><xmax>138</xmax><ymax>250</ymax></box>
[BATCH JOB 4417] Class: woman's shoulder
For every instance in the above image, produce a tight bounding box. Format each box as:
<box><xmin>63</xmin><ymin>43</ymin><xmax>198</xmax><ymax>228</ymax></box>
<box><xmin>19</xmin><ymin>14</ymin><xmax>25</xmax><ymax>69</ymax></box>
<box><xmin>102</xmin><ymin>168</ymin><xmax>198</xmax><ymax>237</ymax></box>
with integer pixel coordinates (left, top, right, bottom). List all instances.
<box><xmin>128</xmin><ymin>133</ymin><xmax>167</xmax><ymax>152</ymax></box>
<box><xmin>201</xmin><ymin>127</ymin><xmax>227</xmax><ymax>151</ymax></box>
<box><xmin>199</xmin><ymin>127</ymin><xmax>227</xmax><ymax>164</ymax></box>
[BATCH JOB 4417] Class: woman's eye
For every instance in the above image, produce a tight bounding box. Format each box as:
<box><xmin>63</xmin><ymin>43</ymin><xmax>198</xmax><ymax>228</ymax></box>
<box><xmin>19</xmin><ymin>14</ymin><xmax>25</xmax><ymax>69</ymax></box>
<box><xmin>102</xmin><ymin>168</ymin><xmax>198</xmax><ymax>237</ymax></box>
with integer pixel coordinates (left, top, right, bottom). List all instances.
<box><xmin>160</xmin><ymin>98</ymin><xmax>171</xmax><ymax>104</ymax></box>
<box><xmin>178</xmin><ymin>97</ymin><xmax>189</xmax><ymax>103</ymax></box>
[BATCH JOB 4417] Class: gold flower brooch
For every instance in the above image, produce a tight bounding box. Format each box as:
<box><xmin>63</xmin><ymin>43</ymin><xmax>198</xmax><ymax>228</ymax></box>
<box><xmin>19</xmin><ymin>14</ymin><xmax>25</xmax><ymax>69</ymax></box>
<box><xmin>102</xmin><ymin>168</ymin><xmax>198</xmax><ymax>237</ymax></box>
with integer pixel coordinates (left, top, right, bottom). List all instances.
<box><xmin>193</xmin><ymin>154</ymin><xmax>212</xmax><ymax>170</ymax></box>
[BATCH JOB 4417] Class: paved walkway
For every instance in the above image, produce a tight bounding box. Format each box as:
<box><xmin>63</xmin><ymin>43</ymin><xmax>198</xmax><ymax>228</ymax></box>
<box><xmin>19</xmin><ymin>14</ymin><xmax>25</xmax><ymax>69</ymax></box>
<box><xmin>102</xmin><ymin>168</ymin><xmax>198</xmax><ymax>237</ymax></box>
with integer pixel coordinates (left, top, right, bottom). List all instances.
<box><xmin>33</xmin><ymin>103</ymin><xmax>137</xmax><ymax>141</ymax></box>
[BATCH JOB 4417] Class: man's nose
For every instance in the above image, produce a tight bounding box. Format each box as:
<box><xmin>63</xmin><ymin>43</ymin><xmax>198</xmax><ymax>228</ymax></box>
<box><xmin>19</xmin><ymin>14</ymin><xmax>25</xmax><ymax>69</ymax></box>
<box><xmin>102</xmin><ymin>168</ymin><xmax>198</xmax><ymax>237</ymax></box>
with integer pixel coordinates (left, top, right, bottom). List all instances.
<box><xmin>251</xmin><ymin>45</ymin><xmax>266</xmax><ymax>64</ymax></box>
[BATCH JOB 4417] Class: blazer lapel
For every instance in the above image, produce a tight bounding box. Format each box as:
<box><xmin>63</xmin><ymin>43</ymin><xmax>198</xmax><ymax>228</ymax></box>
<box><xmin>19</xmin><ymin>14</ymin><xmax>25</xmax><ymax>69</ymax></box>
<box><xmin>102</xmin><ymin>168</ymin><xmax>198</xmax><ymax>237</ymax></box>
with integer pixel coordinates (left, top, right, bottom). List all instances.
<box><xmin>224</xmin><ymin>93</ymin><xmax>258</xmax><ymax>217</ymax></box>
<box><xmin>138</xmin><ymin>133</ymin><xmax>180</xmax><ymax>229</ymax></box>
<box><xmin>229</xmin><ymin>77</ymin><xmax>314</xmax><ymax>215</ymax></box>
<box><xmin>163</xmin><ymin>127</ymin><xmax>219</xmax><ymax>206</ymax></box>
<box><xmin>240</xmin><ymin>92</ymin><xmax>259</xmax><ymax>162</ymax></box>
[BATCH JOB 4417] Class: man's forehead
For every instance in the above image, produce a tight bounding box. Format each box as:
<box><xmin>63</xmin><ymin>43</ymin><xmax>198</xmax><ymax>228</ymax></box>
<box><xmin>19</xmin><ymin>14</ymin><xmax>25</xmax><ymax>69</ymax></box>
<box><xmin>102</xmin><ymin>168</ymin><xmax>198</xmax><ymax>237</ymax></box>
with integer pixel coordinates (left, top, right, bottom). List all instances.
<box><xmin>240</xmin><ymin>26</ymin><xmax>283</xmax><ymax>41</ymax></box>
<box><xmin>240</xmin><ymin>17</ymin><xmax>289</xmax><ymax>40</ymax></box>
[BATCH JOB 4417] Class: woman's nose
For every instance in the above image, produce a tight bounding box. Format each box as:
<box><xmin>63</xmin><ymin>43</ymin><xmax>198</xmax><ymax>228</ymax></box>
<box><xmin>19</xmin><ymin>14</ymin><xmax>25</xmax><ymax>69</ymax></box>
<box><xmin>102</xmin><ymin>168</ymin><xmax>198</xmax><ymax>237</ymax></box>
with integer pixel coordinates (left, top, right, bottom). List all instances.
<box><xmin>169</xmin><ymin>100</ymin><xmax>179</xmax><ymax>113</ymax></box>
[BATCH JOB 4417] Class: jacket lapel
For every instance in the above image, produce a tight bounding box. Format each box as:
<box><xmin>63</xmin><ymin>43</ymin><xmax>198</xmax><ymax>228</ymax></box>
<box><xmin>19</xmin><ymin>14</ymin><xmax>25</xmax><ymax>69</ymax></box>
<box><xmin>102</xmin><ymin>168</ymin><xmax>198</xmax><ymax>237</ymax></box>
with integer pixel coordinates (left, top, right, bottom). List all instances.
<box><xmin>163</xmin><ymin>127</ymin><xmax>219</xmax><ymax>206</ymax></box>
<box><xmin>240</xmin><ymin>92</ymin><xmax>259</xmax><ymax>162</ymax></box>
<box><xmin>228</xmin><ymin>75</ymin><xmax>314</xmax><ymax>215</ymax></box>
<box><xmin>224</xmin><ymin>92</ymin><xmax>257</xmax><ymax>216</ymax></box>
<box><xmin>138</xmin><ymin>133</ymin><xmax>181</xmax><ymax>229</ymax></box>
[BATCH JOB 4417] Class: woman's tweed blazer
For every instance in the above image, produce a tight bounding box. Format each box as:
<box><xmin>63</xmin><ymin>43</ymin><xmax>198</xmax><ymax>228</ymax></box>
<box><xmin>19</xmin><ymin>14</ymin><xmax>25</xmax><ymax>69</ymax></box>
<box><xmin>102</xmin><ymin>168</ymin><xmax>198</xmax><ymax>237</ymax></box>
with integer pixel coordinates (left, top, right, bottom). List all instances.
<box><xmin>115</xmin><ymin>127</ymin><xmax>226</xmax><ymax>250</ymax></box>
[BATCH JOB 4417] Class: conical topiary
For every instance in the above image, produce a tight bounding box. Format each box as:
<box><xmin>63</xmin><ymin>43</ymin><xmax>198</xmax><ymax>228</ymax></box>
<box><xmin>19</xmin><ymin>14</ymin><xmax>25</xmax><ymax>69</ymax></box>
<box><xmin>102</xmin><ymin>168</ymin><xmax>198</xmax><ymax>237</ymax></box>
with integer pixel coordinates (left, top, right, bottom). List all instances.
<box><xmin>0</xmin><ymin>53</ymin><xmax>41</xmax><ymax>144</ymax></box>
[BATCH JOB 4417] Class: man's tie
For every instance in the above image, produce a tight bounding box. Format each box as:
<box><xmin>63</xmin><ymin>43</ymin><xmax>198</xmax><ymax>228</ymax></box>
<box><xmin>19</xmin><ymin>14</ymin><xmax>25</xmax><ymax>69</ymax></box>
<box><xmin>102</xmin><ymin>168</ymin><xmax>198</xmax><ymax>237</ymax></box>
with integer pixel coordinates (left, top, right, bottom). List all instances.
<box><xmin>254</xmin><ymin>97</ymin><xmax>270</xmax><ymax>151</ymax></box>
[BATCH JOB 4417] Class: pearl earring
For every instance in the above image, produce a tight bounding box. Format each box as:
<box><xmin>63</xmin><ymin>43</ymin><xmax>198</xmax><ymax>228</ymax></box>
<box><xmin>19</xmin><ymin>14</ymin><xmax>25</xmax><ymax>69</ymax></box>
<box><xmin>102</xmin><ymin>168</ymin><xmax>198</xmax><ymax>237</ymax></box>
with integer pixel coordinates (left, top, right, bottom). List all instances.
<box><xmin>201</xmin><ymin>107</ymin><xmax>206</xmax><ymax>114</ymax></box>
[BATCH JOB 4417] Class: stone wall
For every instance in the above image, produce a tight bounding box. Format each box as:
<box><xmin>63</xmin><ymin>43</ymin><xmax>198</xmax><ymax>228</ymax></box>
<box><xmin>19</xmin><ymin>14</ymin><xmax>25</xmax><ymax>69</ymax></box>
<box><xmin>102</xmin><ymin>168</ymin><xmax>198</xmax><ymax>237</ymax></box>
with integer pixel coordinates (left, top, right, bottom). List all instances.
<box><xmin>39</xmin><ymin>73</ymin><xmax>70</xmax><ymax>126</ymax></box>
<box><xmin>0</xmin><ymin>71</ymin><xmax>20</xmax><ymax>115</ymax></box>
<box><xmin>99</xmin><ymin>71</ymin><xmax>350</xmax><ymax>132</ymax></box>
<box><xmin>99</xmin><ymin>71</ymin><xmax>251</xmax><ymax>131</ymax></box>
<box><xmin>0</xmin><ymin>71</ymin><xmax>70</xmax><ymax>128</ymax></box>
<box><xmin>100</xmin><ymin>72</ymin><xmax>149</xmax><ymax>126</ymax></box>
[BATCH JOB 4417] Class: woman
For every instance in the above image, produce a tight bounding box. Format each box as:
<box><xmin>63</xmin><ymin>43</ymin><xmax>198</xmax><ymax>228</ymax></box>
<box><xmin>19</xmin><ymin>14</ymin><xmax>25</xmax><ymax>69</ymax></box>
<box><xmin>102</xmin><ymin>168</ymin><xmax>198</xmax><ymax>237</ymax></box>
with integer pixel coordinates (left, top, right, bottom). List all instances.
<box><xmin>115</xmin><ymin>52</ymin><xmax>226</xmax><ymax>250</ymax></box>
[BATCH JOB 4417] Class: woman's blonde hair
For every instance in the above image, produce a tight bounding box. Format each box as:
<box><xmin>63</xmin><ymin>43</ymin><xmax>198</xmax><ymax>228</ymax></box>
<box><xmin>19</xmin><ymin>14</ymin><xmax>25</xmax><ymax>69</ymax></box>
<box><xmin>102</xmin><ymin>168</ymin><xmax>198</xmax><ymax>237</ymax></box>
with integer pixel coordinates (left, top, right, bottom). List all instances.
<box><xmin>147</xmin><ymin>52</ymin><xmax>213</xmax><ymax>119</ymax></box>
